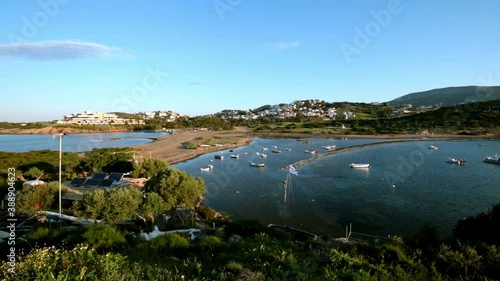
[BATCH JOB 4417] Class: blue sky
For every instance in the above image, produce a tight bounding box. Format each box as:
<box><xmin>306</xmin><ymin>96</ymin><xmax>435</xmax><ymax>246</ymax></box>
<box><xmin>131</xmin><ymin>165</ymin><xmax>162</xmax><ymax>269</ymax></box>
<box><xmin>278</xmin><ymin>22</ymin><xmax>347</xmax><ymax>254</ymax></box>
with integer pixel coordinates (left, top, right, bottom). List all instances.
<box><xmin>1</xmin><ymin>0</ymin><xmax>499</xmax><ymax>122</ymax></box>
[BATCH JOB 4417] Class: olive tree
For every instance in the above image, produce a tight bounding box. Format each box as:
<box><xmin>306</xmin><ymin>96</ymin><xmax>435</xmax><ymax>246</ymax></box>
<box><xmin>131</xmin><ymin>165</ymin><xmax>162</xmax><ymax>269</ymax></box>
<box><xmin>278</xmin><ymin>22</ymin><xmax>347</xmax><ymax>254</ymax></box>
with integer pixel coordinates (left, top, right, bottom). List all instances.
<box><xmin>132</xmin><ymin>158</ymin><xmax>169</xmax><ymax>179</ymax></box>
<box><xmin>73</xmin><ymin>186</ymin><xmax>143</xmax><ymax>225</ymax></box>
<box><xmin>17</xmin><ymin>181</ymin><xmax>61</xmax><ymax>216</ymax></box>
<box><xmin>136</xmin><ymin>192</ymin><xmax>165</xmax><ymax>227</ymax></box>
<box><xmin>25</xmin><ymin>167</ymin><xmax>44</xmax><ymax>180</ymax></box>
<box><xmin>144</xmin><ymin>168</ymin><xmax>205</xmax><ymax>210</ymax></box>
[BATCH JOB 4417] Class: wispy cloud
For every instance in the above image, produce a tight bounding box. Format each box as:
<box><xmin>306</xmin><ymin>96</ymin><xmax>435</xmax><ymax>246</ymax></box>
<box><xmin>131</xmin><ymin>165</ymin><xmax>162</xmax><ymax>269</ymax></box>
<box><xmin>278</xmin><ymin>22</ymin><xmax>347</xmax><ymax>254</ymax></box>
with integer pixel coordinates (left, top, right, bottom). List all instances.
<box><xmin>187</xmin><ymin>81</ymin><xmax>208</xmax><ymax>85</ymax></box>
<box><xmin>0</xmin><ymin>40</ymin><xmax>128</xmax><ymax>61</ymax></box>
<box><xmin>271</xmin><ymin>41</ymin><xmax>301</xmax><ymax>50</ymax></box>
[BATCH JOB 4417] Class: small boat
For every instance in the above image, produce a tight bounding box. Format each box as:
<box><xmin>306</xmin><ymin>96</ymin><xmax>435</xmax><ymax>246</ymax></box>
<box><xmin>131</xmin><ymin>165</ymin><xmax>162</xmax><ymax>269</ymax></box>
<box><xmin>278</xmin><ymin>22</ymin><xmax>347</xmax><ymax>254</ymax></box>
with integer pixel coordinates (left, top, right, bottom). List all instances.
<box><xmin>350</xmin><ymin>163</ymin><xmax>370</xmax><ymax>168</ymax></box>
<box><xmin>249</xmin><ymin>162</ymin><xmax>266</xmax><ymax>167</ymax></box>
<box><xmin>285</xmin><ymin>148</ymin><xmax>291</xmax><ymax>151</ymax></box>
<box><xmin>321</xmin><ymin>145</ymin><xmax>336</xmax><ymax>150</ymax></box>
<box><xmin>229</xmin><ymin>149</ymin><xmax>234</xmax><ymax>152</ymax></box>
<box><xmin>484</xmin><ymin>154</ymin><xmax>500</xmax><ymax>164</ymax></box>
<box><xmin>305</xmin><ymin>149</ymin><xmax>319</xmax><ymax>154</ymax></box>
<box><xmin>260</xmin><ymin>153</ymin><xmax>267</xmax><ymax>158</ymax></box>
<box><xmin>230</xmin><ymin>154</ymin><xmax>240</xmax><ymax>159</ymax></box>
<box><xmin>256</xmin><ymin>152</ymin><xmax>261</xmax><ymax>156</ymax></box>
<box><xmin>244</xmin><ymin>151</ymin><xmax>248</xmax><ymax>155</ymax></box>
<box><xmin>214</xmin><ymin>155</ymin><xmax>224</xmax><ymax>160</ymax></box>
<box><xmin>262</xmin><ymin>147</ymin><xmax>268</xmax><ymax>151</ymax></box>
<box><xmin>200</xmin><ymin>165</ymin><xmax>214</xmax><ymax>171</ymax></box>
<box><xmin>447</xmin><ymin>158</ymin><xmax>465</xmax><ymax>165</ymax></box>
<box><xmin>271</xmin><ymin>149</ymin><xmax>282</xmax><ymax>153</ymax></box>
<box><xmin>429</xmin><ymin>145</ymin><xmax>438</xmax><ymax>150</ymax></box>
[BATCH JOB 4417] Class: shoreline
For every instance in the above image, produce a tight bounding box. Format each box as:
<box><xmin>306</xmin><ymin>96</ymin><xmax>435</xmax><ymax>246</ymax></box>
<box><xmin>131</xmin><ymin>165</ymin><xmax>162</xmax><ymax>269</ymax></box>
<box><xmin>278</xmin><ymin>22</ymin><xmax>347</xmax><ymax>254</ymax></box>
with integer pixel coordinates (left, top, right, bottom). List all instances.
<box><xmin>133</xmin><ymin>128</ymin><xmax>498</xmax><ymax>166</ymax></box>
<box><xmin>133</xmin><ymin>128</ymin><xmax>253</xmax><ymax>165</ymax></box>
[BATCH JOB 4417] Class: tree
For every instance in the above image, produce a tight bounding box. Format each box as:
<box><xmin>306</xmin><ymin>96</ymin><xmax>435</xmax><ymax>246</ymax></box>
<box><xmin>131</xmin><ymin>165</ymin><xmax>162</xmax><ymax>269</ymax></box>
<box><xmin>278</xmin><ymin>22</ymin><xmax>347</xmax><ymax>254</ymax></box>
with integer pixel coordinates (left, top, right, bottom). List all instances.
<box><xmin>73</xmin><ymin>186</ymin><xmax>143</xmax><ymax>225</ymax></box>
<box><xmin>17</xmin><ymin>182</ymin><xmax>61</xmax><ymax>215</ymax></box>
<box><xmin>73</xmin><ymin>189</ymin><xmax>107</xmax><ymax>222</ymax></box>
<box><xmin>136</xmin><ymin>192</ymin><xmax>165</xmax><ymax>227</ymax></box>
<box><xmin>133</xmin><ymin>158</ymin><xmax>169</xmax><ymax>178</ymax></box>
<box><xmin>102</xmin><ymin>186</ymin><xmax>143</xmax><ymax>225</ymax></box>
<box><xmin>81</xmin><ymin>148</ymin><xmax>134</xmax><ymax>174</ymax></box>
<box><xmin>25</xmin><ymin>167</ymin><xmax>44</xmax><ymax>180</ymax></box>
<box><xmin>144</xmin><ymin>168</ymin><xmax>205</xmax><ymax>210</ymax></box>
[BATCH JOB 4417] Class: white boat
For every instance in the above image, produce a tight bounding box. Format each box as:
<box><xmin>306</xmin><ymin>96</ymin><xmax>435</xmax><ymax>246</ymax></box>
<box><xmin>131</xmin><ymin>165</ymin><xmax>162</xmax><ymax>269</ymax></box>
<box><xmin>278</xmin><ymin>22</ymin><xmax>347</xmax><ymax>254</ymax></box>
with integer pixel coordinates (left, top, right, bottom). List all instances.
<box><xmin>350</xmin><ymin>163</ymin><xmax>370</xmax><ymax>168</ymax></box>
<box><xmin>321</xmin><ymin>145</ymin><xmax>336</xmax><ymax>150</ymax></box>
<box><xmin>305</xmin><ymin>149</ymin><xmax>319</xmax><ymax>154</ymax></box>
<box><xmin>249</xmin><ymin>161</ymin><xmax>265</xmax><ymax>167</ymax></box>
<box><xmin>200</xmin><ymin>165</ymin><xmax>214</xmax><ymax>171</ymax></box>
<box><xmin>262</xmin><ymin>147</ymin><xmax>268</xmax><ymax>151</ymax></box>
<box><xmin>214</xmin><ymin>155</ymin><xmax>224</xmax><ymax>160</ymax></box>
<box><xmin>260</xmin><ymin>153</ymin><xmax>267</xmax><ymax>158</ymax></box>
<box><xmin>484</xmin><ymin>154</ymin><xmax>500</xmax><ymax>164</ymax></box>
<box><xmin>447</xmin><ymin>158</ymin><xmax>465</xmax><ymax>165</ymax></box>
<box><xmin>429</xmin><ymin>145</ymin><xmax>438</xmax><ymax>150</ymax></box>
<box><xmin>230</xmin><ymin>154</ymin><xmax>240</xmax><ymax>159</ymax></box>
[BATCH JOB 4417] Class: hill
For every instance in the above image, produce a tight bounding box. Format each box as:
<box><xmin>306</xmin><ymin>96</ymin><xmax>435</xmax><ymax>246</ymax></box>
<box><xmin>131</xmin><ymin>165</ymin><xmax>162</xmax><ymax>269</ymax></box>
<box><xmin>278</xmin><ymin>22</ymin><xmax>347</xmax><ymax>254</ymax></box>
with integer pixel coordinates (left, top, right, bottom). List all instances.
<box><xmin>388</xmin><ymin>86</ymin><xmax>500</xmax><ymax>107</ymax></box>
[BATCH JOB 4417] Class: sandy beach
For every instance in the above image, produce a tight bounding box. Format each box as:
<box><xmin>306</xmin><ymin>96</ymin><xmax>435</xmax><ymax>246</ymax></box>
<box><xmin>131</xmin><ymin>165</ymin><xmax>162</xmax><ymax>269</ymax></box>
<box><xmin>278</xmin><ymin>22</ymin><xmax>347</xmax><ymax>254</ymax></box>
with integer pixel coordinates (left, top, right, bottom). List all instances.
<box><xmin>134</xmin><ymin>127</ymin><xmax>253</xmax><ymax>164</ymax></box>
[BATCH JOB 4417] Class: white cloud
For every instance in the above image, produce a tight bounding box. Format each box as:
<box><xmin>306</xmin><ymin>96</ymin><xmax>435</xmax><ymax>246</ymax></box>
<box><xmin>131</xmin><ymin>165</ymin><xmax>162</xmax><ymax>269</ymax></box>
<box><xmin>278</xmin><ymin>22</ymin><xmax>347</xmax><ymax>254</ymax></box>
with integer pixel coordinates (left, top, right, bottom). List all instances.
<box><xmin>0</xmin><ymin>40</ymin><xmax>128</xmax><ymax>60</ymax></box>
<box><xmin>272</xmin><ymin>41</ymin><xmax>301</xmax><ymax>50</ymax></box>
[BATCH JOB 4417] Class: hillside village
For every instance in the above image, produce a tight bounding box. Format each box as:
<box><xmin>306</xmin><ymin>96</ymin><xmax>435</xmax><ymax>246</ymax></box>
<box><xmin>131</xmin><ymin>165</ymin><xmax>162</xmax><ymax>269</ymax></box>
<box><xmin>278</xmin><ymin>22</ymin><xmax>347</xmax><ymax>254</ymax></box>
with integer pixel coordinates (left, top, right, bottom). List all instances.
<box><xmin>53</xmin><ymin>100</ymin><xmax>435</xmax><ymax>126</ymax></box>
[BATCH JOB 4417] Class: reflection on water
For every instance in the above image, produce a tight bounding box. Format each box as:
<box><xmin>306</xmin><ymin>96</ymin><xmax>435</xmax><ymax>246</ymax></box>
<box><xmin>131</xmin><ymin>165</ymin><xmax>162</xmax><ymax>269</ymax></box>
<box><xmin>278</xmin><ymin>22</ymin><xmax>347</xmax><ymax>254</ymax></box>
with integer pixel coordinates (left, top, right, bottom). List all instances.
<box><xmin>174</xmin><ymin>138</ymin><xmax>500</xmax><ymax>237</ymax></box>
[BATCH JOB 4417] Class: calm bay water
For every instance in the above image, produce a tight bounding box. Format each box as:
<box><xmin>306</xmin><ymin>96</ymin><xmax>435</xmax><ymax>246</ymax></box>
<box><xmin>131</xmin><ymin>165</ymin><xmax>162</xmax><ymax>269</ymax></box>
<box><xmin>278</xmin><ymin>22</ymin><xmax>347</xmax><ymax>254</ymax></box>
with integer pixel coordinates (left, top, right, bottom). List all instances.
<box><xmin>2</xmin><ymin>133</ymin><xmax>499</xmax><ymax>238</ymax></box>
<box><xmin>0</xmin><ymin>131</ymin><xmax>170</xmax><ymax>152</ymax></box>
<box><xmin>173</xmin><ymin>138</ymin><xmax>500</xmax><ymax>237</ymax></box>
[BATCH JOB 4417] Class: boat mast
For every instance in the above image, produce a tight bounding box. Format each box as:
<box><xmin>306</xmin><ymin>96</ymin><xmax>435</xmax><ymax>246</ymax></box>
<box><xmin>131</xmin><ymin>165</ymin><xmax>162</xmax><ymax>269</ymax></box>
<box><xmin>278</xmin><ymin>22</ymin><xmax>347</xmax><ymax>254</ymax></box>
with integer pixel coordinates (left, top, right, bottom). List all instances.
<box><xmin>282</xmin><ymin>172</ymin><xmax>291</xmax><ymax>226</ymax></box>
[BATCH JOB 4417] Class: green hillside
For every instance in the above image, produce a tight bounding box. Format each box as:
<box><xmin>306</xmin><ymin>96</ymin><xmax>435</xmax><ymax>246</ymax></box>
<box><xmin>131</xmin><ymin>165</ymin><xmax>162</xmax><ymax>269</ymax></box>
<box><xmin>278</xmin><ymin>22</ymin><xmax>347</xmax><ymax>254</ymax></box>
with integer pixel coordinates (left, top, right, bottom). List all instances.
<box><xmin>388</xmin><ymin>86</ymin><xmax>500</xmax><ymax>107</ymax></box>
<box><xmin>351</xmin><ymin>99</ymin><xmax>500</xmax><ymax>134</ymax></box>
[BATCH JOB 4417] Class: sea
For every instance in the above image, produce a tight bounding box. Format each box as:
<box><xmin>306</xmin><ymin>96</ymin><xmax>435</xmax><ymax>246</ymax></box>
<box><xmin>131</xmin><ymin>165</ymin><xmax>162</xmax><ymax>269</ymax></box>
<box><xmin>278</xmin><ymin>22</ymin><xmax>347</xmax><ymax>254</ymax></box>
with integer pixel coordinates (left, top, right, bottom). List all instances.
<box><xmin>1</xmin><ymin>133</ymin><xmax>499</xmax><ymax>238</ymax></box>
<box><xmin>0</xmin><ymin>131</ymin><xmax>170</xmax><ymax>152</ymax></box>
<box><xmin>172</xmin><ymin>137</ymin><xmax>500</xmax><ymax>238</ymax></box>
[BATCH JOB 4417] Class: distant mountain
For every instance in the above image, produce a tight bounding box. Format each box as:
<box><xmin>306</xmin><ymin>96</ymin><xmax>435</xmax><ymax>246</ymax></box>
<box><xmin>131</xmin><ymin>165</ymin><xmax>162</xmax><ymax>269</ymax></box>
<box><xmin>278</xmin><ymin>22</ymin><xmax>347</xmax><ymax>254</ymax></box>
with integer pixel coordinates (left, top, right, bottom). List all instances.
<box><xmin>388</xmin><ymin>86</ymin><xmax>500</xmax><ymax>108</ymax></box>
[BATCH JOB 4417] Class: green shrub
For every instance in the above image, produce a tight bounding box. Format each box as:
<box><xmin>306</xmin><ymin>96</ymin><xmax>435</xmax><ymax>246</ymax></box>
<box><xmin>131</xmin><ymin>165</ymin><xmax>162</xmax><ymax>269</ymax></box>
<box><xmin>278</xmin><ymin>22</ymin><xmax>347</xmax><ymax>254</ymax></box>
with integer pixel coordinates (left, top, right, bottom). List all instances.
<box><xmin>0</xmin><ymin>244</ymin><xmax>176</xmax><ymax>280</ymax></box>
<box><xmin>149</xmin><ymin>233</ymin><xmax>189</xmax><ymax>255</ymax></box>
<box><xmin>198</xmin><ymin>235</ymin><xmax>221</xmax><ymax>250</ymax></box>
<box><xmin>83</xmin><ymin>224</ymin><xmax>126</xmax><ymax>251</ymax></box>
<box><xmin>225</xmin><ymin>260</ymin><xmax>244</xmax><ymax>272</ymax></box>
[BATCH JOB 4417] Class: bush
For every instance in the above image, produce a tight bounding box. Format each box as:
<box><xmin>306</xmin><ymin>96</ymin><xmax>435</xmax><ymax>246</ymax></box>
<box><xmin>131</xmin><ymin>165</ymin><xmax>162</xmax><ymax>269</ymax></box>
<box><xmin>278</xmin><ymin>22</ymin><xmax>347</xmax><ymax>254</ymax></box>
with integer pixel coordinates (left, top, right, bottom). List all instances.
<box><xmin>83</xmin><ymin>224</ymin><xmax>127</xmax><ymax>251</ymax></box>
<box><xmin>198</xmin><ymin>235</ymin><xmax>222</xmax><ymax>250</ymax></box>
<box><xmin>149</xmin><ymin>233</ymin><xmax>189</xmax><ymax>255</ymax></box>
<box><xmin>0</xmin><ymin>244</ymin><xmax>176</xmax><ymax>280</ymax></box>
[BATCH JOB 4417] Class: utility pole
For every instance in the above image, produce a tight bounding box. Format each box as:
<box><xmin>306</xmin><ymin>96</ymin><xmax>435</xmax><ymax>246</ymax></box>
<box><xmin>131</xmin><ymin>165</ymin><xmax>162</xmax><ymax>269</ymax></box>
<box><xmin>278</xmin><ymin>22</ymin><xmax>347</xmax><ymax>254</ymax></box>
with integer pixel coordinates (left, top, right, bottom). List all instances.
<box><xmin>53</xmin><ymin>133</ymin><xmax>64</xmax><ymax>220</ymax></box>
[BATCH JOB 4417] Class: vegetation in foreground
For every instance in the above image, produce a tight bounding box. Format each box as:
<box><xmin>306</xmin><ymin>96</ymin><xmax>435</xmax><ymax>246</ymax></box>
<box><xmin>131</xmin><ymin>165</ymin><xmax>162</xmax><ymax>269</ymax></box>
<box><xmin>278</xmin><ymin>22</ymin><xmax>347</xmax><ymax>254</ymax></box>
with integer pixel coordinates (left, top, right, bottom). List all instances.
<box><xmin>1</xmin><ymin>203</ymin><xmax>500</xmax><ymax>280</ymax></box>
